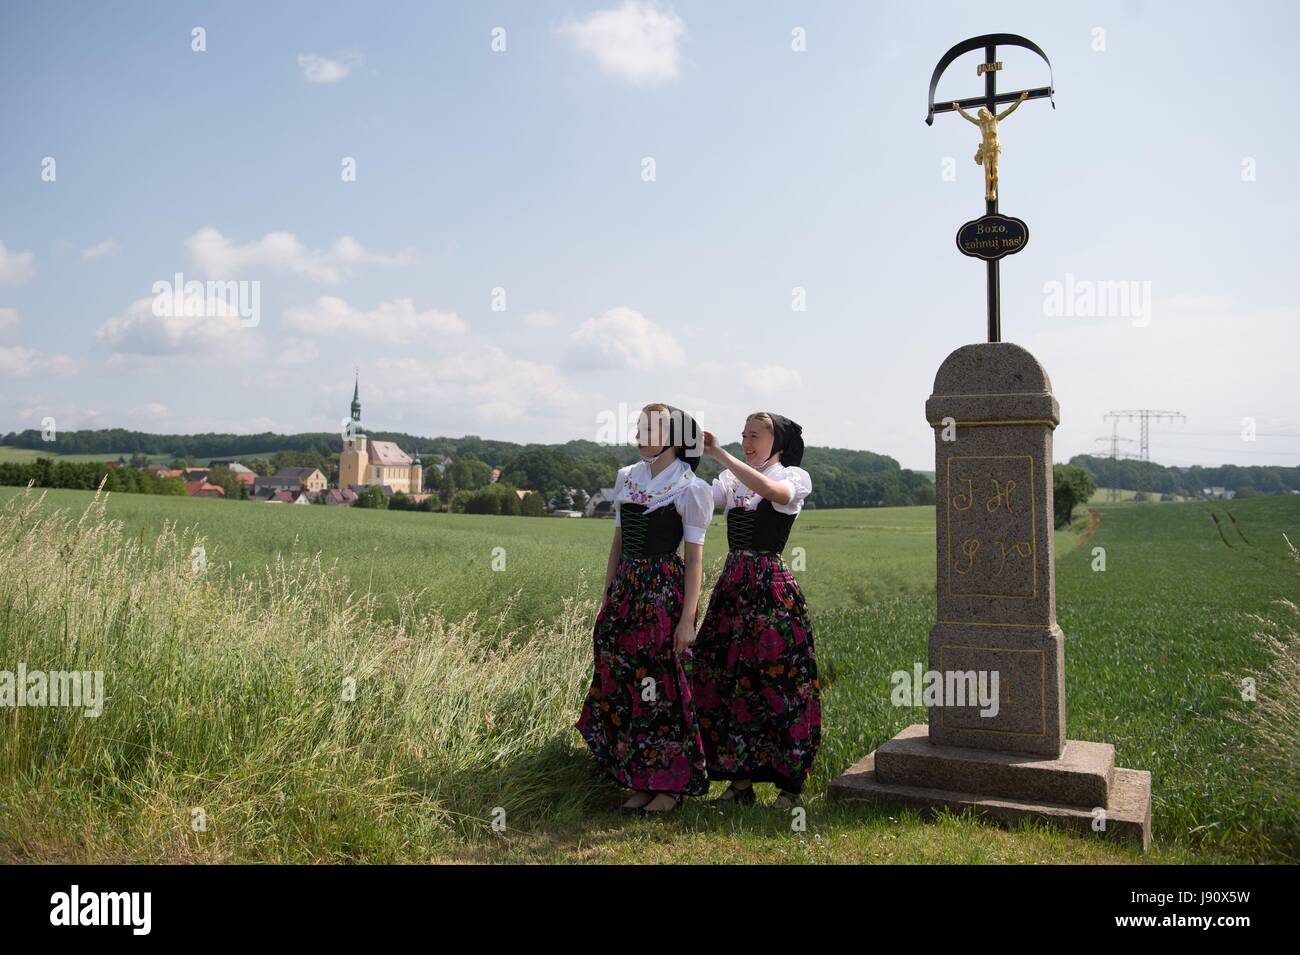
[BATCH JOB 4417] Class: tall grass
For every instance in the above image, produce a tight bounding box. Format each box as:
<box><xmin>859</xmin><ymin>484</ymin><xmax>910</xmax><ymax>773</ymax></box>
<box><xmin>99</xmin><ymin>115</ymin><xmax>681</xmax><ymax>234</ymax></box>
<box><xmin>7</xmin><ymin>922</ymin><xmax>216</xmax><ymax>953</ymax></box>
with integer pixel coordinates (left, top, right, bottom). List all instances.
<box><xmin>0</xmin><ymin>486</ymin><xmax>602</xmax><ymax>862</ymax></box>
<box><xmin>1224</xmin><ymin>533</ymin><xmax>1300</xmax><ymax>859</ymax></box>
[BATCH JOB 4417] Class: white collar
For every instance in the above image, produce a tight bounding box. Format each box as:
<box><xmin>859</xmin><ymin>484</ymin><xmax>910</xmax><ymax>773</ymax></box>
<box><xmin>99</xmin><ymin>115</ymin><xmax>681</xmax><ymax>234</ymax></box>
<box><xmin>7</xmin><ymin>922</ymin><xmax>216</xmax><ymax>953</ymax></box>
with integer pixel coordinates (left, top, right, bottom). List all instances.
<box><xmin>622</xmin><ymin>456</ymin><xmax>696</xmax><ymax>510</ymax></box>
<box><xmin>637</xmin><ymin>456</ymin><xmax>690</xmax><ymax>487</ymax></box>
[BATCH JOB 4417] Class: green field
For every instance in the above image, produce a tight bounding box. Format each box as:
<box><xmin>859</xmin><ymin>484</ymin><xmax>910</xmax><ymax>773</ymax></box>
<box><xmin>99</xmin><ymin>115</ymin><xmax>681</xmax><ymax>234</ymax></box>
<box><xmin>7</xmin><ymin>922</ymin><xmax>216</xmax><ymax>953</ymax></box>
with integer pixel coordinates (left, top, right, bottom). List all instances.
<box><xmin>0</xmin><ymin>487</ymin><xmax>1086</xmax><ymax>630</ymax></box>
<box><xmin>0</xmin><ymin>484</ymin><xmax>1296</xmax><ymax>863</ymax></box>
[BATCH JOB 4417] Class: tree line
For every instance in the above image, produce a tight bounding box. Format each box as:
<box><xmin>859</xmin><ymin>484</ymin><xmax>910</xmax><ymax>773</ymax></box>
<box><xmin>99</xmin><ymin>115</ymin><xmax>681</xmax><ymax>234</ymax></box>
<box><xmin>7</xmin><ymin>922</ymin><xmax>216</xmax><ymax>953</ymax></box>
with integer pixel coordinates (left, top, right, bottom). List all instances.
<box><xmin>1069</xmin><ymin>454</ymin><xmax>1300</xmax><ymax>498</ymax></box>
<box><xmin>3</xmin><ymin>429</ymin><xmax>940</xmax><ymax>510</ymax></box>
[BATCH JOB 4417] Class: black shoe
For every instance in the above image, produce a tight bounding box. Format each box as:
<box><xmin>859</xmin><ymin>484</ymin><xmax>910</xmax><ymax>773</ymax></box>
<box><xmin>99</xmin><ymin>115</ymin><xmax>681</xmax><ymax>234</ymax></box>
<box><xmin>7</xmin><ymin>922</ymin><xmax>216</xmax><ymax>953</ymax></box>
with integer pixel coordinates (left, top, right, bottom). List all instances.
<box><xmin>711</xmin><ymin>782</ymin><xmax>755</xmax><ymax>805</ymax></box>
<box><xmin>620</xmin><ymin>793</ymin><xmax>652</xmax><ymax>814</ymax></box>
<box><xmin>640</xmin><ymin>793</ymin><xmax>683</xmax><ymax>815</ymax></box>
<box><xmin>772</xmin><ymin>789</ymin><xmax>801</xmax><ymax>809</ymax></box>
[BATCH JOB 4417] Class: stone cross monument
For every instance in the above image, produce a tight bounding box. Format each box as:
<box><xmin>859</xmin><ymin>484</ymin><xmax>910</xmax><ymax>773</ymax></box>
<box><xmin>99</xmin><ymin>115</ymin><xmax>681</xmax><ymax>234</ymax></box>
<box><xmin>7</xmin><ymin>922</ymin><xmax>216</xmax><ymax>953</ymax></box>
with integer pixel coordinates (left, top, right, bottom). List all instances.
<box><xmin>827</xmin><ymin>35</ymin><xmax>1152</xmax><ymax>850</ymax></box>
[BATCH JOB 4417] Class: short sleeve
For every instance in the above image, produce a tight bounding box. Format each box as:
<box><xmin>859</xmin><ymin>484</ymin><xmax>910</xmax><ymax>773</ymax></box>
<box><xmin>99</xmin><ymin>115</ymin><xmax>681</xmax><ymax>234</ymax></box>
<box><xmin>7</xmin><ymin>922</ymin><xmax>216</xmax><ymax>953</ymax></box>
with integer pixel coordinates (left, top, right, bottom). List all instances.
<box><xmin>709</xmin><ymin>473</ymin><xmax>728</xmax><ymax>510</ymax></box>
<box><xmin>612</xmin><ymin>466</ymin><xmax>630</xmax><ymax>527</ymax></box>
<box><xmin>677</xmin><ymin>479</ymin><xmax>714</xmax><ymax>545</ymax></box>
<box><xmin>771</xmin><ymin>466</ymin><xmax>812</xmax><ymax>515</ymax></box>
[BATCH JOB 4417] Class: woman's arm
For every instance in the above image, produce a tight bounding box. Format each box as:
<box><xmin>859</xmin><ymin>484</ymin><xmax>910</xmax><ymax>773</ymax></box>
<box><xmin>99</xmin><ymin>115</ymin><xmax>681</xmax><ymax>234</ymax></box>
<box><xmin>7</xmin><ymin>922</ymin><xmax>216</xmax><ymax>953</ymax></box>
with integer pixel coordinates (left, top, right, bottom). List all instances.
<box><xmin>704</xmin><ymin>438</ymin><xmax>792</xmax><ymax>505</ymax></box>
<box><xmin>675</xmin><ymin>541</ymin><xmax>704</xmax><ymax>654</ymax></box>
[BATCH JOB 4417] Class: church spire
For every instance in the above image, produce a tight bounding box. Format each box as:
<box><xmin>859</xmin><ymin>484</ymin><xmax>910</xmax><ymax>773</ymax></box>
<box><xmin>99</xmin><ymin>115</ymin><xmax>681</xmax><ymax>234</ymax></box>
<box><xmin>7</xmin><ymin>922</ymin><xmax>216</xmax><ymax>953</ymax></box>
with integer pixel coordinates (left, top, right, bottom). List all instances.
<box><xmin>350</xmin><ymin>368</ymin><xmax>362</xmax><ymax>424</ymax></box>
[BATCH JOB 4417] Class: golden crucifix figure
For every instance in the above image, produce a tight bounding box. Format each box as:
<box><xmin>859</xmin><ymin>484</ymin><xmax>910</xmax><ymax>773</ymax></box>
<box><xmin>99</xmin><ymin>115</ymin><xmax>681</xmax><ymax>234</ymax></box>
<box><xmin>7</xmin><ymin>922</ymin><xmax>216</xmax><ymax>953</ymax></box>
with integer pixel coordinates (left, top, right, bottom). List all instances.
<box><xmin>952</xmin><ymin>90</ymin><xmax>1029</xmax><ymax>201</ymax></box>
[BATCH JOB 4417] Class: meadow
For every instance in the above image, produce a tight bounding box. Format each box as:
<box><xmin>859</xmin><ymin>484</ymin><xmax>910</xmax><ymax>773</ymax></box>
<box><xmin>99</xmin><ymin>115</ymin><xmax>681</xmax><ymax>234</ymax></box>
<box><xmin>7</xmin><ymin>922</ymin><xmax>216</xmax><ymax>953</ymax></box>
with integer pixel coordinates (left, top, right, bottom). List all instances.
<box><xmin>0</xmin><ymin>484</ymin><xmax>1295</xmax><ymax>863</ymax></box>
<box><xmin>0</xmin><ymin>487</ymin><xmax>1086</xmax><ymax>630</ymax></box>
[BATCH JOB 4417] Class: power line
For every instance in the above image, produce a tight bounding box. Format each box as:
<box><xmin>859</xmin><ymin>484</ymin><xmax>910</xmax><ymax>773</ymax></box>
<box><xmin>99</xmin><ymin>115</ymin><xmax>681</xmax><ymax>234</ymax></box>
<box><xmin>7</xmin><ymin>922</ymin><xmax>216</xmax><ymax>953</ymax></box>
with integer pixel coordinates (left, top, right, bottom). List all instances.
<box><xmin>1093</xmin><ymin>422</ymin><xmax>1136</xmax><ymax>502</ymax></box>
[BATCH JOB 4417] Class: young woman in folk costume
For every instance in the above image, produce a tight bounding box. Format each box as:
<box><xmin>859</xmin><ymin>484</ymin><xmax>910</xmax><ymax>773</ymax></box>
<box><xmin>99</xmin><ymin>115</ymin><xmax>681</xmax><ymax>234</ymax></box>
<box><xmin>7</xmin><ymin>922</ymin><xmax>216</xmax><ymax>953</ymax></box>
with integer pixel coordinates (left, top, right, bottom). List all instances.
<box><xmin>691</xmin><ymin>412</ymin><xmax>821</xmax><ymax>809</ymax></box>
<box><xmin>575</xmin><ymin>403</ymin><xmax>715</xmax><ymax>814</ymax></box>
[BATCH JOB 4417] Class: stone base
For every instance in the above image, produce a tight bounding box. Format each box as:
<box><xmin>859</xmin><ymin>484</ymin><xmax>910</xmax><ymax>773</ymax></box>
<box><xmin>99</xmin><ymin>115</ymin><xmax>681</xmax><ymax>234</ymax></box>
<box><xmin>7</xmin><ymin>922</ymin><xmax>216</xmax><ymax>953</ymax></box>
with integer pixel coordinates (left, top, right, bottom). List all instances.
<box><xmin>828</xmin><ymin>725</ymin><xmax>1152</xmax><ymax>851</ymax></box>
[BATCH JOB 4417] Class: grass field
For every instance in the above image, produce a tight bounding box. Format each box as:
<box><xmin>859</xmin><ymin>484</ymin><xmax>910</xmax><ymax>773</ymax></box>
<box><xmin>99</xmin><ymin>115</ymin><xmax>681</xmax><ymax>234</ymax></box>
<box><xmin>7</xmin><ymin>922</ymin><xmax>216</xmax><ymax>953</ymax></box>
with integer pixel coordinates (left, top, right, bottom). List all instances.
<box><xmin>0</xmin><ymin>484</ymin><xmax>1295</xmax><ymax>863</ymax></box>
<box><xmin>0</xmin><ymin>487</ymin><xmax>1087</xmax><ymax>630</ymax></box>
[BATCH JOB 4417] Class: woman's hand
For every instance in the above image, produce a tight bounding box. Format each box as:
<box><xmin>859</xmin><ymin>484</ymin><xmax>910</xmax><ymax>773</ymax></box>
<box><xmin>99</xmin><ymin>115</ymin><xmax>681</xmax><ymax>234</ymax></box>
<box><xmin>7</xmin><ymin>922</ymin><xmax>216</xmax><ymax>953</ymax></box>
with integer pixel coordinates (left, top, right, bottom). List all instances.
<box><xmin>702</xmin><ymin>430</ymin><xmax>725</xmax><ymax>462</ymax></box>
<box><xmin>673</xmin><ymin>617</ymin><xmax>697</xmax><ymax>655</ymax></box>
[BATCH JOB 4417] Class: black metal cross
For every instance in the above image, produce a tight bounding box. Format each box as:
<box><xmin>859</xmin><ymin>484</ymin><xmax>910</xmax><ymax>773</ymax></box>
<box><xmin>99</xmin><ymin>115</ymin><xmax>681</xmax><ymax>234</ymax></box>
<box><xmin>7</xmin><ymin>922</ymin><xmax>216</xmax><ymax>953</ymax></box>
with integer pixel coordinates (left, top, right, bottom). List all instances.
<box><xmin>926</xmin><ymin>34</ymin><xmax>1054</xmax><ymax>343</ymax></box>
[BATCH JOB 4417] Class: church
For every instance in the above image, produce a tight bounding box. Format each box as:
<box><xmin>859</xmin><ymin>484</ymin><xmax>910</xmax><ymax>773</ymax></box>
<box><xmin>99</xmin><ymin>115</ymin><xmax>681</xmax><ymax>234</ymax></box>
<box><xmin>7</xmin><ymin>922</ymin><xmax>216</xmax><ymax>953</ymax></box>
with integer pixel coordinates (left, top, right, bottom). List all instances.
<box><xmin>337</xmin><ymin>376</ymin><xmax>425</xmax><ymax>494</ymax></box>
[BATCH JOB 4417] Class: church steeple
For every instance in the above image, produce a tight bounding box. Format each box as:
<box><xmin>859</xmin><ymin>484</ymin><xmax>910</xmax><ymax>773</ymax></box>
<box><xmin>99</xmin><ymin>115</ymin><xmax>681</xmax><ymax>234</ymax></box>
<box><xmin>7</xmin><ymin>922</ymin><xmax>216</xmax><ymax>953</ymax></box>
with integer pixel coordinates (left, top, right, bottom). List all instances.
<box><xmin>350</xmin><ymin>369</ymin><xmax>363</xmax><ymax>430</ymax></box>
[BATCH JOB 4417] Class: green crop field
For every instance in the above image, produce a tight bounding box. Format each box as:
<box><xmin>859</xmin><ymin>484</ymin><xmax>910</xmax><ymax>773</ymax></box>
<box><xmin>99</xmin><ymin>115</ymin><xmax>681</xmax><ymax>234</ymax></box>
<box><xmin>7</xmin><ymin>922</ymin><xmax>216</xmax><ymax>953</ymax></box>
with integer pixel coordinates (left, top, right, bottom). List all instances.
<box><xmin>0</xmin><ymin>487</ymin><xmax>1088</xmax><ymax>630</ymax></box>
<box><xmin>0</xmin><ymin>484</ymin><xmax>1296</xmax><ymax>864</ymax></box>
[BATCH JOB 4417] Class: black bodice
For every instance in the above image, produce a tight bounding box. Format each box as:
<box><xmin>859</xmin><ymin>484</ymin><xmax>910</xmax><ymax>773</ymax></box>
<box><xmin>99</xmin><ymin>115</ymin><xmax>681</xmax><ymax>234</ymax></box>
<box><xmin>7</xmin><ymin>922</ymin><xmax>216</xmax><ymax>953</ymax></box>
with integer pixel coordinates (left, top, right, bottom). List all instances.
<box><xmin>726</xmin><ymin>499</ymin><xmax>797</xmax><ymax>554</ymax></box>
<box><xmin>619</xmin><ymin>502</ymin><xmax>684</xmax><ymax>557</ymax></box>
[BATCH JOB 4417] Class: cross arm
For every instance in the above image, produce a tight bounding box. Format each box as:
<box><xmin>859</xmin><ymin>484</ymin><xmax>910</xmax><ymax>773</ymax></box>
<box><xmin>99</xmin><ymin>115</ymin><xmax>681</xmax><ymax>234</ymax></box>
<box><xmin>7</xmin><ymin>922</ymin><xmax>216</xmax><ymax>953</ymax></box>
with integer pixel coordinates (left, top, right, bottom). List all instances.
<box><xmin>924</xmin><ymin>33</ymin><xmax>1055</xmax><ymax>125</ymax></box>
<box><xmin>930</xmin><ymin>86</ymin><xmax>1054</xmax><ymax>119</ymax></box>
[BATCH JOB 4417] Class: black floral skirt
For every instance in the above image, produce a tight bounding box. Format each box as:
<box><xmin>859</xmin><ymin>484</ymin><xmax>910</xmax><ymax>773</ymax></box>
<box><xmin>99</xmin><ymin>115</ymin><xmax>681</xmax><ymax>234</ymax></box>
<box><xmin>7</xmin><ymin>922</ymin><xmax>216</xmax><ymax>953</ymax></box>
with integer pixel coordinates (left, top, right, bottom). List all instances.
<box><xmin>575</xmin><ymin>552</ymin><xmax>709</xmax><ymax>795</ymax></box>
<box><xmin>689</xmin><ymin>549</ymin><xmax>821</xmax><ymax>793</ymax></box>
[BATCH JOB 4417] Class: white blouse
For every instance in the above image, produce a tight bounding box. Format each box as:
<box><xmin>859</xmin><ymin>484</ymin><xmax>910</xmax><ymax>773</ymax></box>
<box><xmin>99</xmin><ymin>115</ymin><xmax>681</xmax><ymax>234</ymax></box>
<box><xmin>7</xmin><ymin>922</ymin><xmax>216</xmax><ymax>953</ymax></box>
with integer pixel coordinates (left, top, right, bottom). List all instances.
<box><xmin>612</xmin><ymin>458</ymin><xmax>714</xmax><ymax>546</ymax></box>
<box><xmin>712</xmin><ymin>460</ymin><xmax>813</xmax><ymax>516</ymax></box>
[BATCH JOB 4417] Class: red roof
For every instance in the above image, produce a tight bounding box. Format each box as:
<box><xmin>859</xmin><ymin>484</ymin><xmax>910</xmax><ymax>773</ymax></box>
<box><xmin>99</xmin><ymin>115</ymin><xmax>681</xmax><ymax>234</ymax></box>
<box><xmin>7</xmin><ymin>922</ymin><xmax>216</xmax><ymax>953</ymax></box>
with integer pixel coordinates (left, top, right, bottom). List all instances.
<box><xmin>367</xmin><ymin>440</ymin><xmax>412</xmax><ymax>467</ymax></box>
<box><xmin>185</xmin><ymin>481</ymin><xmax>225</xmax><ymax>497</ymax></box>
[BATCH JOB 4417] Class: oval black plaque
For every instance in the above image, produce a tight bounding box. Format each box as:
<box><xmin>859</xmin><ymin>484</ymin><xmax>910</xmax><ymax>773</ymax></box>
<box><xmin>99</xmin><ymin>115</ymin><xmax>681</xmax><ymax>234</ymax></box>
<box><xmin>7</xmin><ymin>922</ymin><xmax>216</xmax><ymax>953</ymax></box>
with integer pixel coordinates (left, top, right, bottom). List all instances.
<box><xmin>955</xmin><ymin>213</ymin><xmax>1029</xmax><ymax>261</ymax></box>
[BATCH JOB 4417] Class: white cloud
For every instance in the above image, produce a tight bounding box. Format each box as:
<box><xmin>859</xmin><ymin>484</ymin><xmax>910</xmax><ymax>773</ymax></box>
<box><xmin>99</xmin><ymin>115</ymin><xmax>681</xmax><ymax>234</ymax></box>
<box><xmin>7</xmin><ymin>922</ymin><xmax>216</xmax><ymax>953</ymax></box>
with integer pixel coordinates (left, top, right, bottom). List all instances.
<box><xmin>81</xmin><ymin>239</ymin><xmax>119</xmax><ymax>261</ymax></box>
<box><xmin>95</xmin><ymin>292</ymin><xmax>257</xmax><ymax>363</ymax></box>
<box><xmin>556</xmin><ymin>1</ymin><xmax>686</xmax><ymax>86</ymax></box>
<box><xmin>285</xmin><ymin>296</ymin><xmax>467</xmax><ymax>344</ymax></box>
<box><xmin>185</xmin><ymin>227</ymin><xmax>414</xmax><ymax>284</ymax></box>
<box><xmin>0</xmin><ymin>241</ymin><xmax>35</xmax><ymax>286</ymax></box>
<box><xmin>743</xmin><ymin>363</ymin><xmax>803</xmax><ymax>395</ymax></box>
<box><xmin>131</xmin><ymin>402</ymin><xmax>169</xmax><ymax>419</ymax></box>
<box><xmin>0</xmin><ymin>307</ymin><xmax>18</xmax><ymax>337</ymax></box>
<box><xmin>0</xmin><ymin>346</ymin><xmax>77</xmax><ymax>378</ymax></box>
<box><xmin>524</xmin><ymin>310</ymin><xmax>559</xmax><ymax>330</ymax></box>
<box><xmin>297</xmin><ymin>53</ymin><xmax>359</xmax><ymax>84</ymax></box>
<box><xmin>12</xmin><ymin>402</ymin><xmax>104</xmax><ymax>432</ymax></box>
<box><xmin>370</xmin><ymin>343</ymin><xmax>585</xmax><ymax>423</ymax></box>
<box><xmin>273</xmin><ymin>337</ymin><xmax>321</xmax><ymax>366</ymax></box>
<box><xmin>566</xmin><ymin>306</ymin><xmax>685</xmax><ymax>370</ymax></box>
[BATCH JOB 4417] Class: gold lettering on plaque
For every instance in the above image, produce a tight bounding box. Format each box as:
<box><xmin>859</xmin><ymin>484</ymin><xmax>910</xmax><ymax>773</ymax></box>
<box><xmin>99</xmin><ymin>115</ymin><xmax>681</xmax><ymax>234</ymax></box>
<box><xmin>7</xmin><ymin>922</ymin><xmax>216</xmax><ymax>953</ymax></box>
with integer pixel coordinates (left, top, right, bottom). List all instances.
<box><xmin>951</xmin><ymin>476</ymin><xmax>974</xmax><ymax>511</ymax></box>
<box><xmin>992</xmin><ymin>539</ymin><xmax>1033</xmax><ymax>577</ymax></box>
<box><xmin>946</xmin><ymin>455</ymin><xmax>1037</xmax><ymax>599</ymax></box>
<box><xmin>986</xmin><ymin>478</ymin><xmax>1017</xmax><ymax>513</ymax></box>
<box><xmin>955</xmin><ymin>538</ymin><xmax>980</xmax><ymax>574</ymax></box>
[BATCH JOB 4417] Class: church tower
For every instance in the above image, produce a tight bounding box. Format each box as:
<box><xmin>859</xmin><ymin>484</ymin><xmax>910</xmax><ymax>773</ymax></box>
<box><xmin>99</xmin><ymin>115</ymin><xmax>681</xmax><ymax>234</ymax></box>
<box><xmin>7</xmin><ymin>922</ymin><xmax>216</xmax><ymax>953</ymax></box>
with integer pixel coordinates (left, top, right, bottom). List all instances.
<box><xmin>338</xmin><ymin>371</ymin><xmax>369</xmax><ymax>487</ymax></box>
<box><xmin>409</xmin><ymin>450</ymin><xmax>424</xmax><ymax>495</ymax></box>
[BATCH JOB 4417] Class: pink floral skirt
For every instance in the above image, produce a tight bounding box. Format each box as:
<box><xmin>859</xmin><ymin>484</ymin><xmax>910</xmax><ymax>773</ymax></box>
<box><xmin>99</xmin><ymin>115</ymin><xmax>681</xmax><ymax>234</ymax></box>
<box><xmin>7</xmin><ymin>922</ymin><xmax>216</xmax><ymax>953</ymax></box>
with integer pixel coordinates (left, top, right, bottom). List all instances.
<box><xmin>575</xmin><ymin>552</ymin><xmax>709</xmax><ymax>795</ymax></box>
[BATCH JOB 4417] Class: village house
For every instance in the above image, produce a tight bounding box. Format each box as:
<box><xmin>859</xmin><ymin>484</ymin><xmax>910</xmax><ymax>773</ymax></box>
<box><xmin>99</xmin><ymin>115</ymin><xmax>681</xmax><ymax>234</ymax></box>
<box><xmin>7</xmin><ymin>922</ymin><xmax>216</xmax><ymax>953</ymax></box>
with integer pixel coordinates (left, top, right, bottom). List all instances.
<box><xmin>1201</xmin><ymin>486</ymin><xmax>1236</xmax><ymax>500</ymax></box>
<box><xmin>585</xmin><ymin>487</ymin><xmax>617</xmax><ymax>518</ymax></box>
<box><xmin>252</xmin><ymin>468</ymin><xmax>327</xmax><ymax>499</ymax></box>
<box><xmin>185</xmin><ymin>480</ymin><xmax>225</xmax><ymax>499</ymax></box>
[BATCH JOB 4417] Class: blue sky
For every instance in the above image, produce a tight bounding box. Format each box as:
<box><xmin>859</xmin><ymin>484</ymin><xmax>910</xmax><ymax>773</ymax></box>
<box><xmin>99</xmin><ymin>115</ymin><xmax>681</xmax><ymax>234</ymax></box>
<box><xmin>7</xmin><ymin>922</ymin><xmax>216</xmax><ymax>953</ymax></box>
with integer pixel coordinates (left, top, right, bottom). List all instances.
<box><xmin>1</xmin><ymin>0</ymin><xmax>1296</xmax><ymax>470</ymax></box>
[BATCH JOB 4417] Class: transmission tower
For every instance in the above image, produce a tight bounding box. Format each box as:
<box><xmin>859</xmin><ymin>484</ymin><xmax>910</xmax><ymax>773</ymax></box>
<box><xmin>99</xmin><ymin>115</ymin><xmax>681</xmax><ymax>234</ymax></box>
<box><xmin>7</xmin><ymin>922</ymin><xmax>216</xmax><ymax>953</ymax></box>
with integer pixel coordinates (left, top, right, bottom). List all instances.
<box><xmin>1094</xmin><ymin>422</ymin><xmax>1136</xmax><ymax>502</ymax></box>
<box><xmin>1104</xmin><ymin>409</ymin><xmax>1186</xmax><ymax>494</ymax></box>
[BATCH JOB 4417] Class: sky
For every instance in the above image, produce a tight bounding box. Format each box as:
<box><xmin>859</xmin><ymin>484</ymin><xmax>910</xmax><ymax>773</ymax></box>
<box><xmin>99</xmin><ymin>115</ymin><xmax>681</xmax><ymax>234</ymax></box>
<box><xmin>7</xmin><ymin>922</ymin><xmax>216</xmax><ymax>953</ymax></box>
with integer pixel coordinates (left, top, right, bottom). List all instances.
<box><xmin>1</xmin><ymin>0</ymin><xmax>1297</xmax><ymax>471</ymax></box>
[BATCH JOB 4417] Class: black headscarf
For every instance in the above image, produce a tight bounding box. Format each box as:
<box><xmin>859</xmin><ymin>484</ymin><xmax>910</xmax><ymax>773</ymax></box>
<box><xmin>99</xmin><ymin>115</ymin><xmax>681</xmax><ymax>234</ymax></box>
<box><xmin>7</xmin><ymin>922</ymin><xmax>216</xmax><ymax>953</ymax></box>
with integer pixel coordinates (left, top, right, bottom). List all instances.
<box><xmin>764</xmin><ymin>412</ymin><xmax>805</xmax><ymax>468</ymax></box>
<box><xmin>664</xmin><ymin>405</ymin><xmax>704</xmax><ymax>471</ymax></box>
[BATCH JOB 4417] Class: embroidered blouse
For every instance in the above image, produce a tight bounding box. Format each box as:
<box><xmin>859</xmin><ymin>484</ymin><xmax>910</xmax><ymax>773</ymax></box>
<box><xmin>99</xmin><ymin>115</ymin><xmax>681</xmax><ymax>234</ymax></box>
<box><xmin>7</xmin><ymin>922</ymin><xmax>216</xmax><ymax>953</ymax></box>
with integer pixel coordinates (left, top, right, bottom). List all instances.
<box><xmin>711</xmin><ymin>460</ymin><xmax>813</xmax><ymax>516</ymax></box>
<box><xmin>612</xmin><ymin>458</ymin><xmax>714</xmax><ymax>545</ymax></box>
